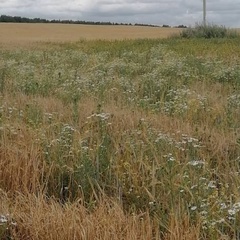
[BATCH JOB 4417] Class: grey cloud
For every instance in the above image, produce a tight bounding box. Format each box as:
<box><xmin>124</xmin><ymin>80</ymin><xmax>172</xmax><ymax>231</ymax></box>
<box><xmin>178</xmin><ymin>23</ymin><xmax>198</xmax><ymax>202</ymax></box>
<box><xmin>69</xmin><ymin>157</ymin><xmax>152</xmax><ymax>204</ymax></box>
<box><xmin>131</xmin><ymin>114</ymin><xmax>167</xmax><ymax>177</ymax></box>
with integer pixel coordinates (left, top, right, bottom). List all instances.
<box><xmin>0</xmin><ymin>0</ymin><xmax>239</xmax><ymax>27</ymax></box>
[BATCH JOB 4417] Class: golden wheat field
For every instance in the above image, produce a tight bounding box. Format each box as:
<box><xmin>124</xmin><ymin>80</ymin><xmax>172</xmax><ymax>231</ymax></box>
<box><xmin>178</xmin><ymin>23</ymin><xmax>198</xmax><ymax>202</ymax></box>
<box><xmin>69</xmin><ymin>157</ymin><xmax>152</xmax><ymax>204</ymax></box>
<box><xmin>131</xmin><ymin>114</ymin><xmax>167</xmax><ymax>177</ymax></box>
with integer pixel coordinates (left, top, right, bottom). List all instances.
<box><xmin>0</xmin><ymin>23</ymin><xmax>181</xmax><ymax>46</ymax></box>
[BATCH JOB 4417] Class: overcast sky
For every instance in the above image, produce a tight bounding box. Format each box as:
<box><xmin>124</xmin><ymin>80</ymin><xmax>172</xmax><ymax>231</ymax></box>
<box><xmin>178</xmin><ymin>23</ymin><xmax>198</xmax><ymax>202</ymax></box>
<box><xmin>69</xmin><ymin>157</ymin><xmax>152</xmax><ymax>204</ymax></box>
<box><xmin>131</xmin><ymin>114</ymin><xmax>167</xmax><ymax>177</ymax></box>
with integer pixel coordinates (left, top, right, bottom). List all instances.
<box><xmin>0</xmin><ymin>0</ymin><xmax>240</xmax><ymax>27</ymax></box>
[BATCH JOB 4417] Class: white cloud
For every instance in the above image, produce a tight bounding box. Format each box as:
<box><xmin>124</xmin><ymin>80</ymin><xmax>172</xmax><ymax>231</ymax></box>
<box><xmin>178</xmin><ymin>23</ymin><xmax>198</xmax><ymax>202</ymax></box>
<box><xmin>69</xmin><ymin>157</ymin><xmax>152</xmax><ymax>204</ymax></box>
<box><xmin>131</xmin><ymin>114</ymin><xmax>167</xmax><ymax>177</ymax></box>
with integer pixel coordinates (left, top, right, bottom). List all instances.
<box><xmin>0</xmin><ymin>0</ymin><xmax>239</xmax><ymax>27</ymax></box>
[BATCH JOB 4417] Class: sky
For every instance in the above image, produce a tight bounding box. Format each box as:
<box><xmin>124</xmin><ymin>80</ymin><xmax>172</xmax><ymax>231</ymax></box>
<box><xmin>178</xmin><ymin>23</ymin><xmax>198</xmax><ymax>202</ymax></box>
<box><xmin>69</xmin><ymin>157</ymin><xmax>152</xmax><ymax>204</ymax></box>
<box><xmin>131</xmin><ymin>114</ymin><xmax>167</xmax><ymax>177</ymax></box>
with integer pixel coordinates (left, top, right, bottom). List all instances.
<box><xmin>0</xmin><ymin>0</ymin><xmax>240</xmax><ymax>27</ymax></box>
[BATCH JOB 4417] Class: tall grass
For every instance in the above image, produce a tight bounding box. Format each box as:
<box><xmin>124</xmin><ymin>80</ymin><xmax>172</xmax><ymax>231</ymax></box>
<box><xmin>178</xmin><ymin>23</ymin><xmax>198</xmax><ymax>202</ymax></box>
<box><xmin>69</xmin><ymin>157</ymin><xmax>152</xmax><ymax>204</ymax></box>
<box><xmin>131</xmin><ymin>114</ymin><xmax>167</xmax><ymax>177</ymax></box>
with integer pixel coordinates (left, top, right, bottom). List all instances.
<box><xmin>179</xmin><ymin>23</ymin><xmax>239</xmax><ymax>39</ymax></box>
<box><xmin>0</xmin><ymin>37</ymin><xmax>240</xmax><ymax>239</ymax></box>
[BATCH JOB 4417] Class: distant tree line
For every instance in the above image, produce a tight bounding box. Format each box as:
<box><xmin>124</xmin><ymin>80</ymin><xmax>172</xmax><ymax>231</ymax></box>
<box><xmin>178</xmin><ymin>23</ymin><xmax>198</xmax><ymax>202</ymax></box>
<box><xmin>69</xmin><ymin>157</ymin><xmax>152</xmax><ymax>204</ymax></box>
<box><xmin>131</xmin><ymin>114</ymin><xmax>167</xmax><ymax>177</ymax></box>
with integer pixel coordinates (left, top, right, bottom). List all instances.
<box><xmin>0</xmin><ymin>15</ymin><xmax>187</xmax><ymax>28</ymax></box>
<box><xmin>0</xmin><ymin>15</ymin><xmax>49</xmax><ymax>23</ymax></box>
<box><xmin>134</xmin><ymin>23</ymin><xmax>159</xmax><ymax>28</ymax></box>
<box><xmin>175</xmin><ymin>24</ymin><xmax>187</xmax><ymax>28</ymax></box>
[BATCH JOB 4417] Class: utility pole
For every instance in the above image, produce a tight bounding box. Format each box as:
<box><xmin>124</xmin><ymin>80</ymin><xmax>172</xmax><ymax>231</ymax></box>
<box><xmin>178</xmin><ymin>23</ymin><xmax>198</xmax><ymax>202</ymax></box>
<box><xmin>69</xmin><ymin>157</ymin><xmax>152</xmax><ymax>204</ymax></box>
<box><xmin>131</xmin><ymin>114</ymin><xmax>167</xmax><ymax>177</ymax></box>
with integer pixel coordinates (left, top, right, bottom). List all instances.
<box><xmin>203</xmin><ymin>0</ymin><xmax>206</xmax><ymax>26</ymax></box>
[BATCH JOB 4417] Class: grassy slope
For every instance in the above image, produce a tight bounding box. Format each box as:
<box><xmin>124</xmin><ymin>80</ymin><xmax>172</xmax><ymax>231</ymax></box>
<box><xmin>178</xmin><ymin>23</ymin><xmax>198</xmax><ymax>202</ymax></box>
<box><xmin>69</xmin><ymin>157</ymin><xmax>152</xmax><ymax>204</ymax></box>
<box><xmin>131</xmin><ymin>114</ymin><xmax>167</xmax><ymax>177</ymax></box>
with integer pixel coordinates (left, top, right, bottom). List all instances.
<box><xmin>0</xmin><ymin>37</ymin><xmax>240</xmax><ymax>239</ymax></box>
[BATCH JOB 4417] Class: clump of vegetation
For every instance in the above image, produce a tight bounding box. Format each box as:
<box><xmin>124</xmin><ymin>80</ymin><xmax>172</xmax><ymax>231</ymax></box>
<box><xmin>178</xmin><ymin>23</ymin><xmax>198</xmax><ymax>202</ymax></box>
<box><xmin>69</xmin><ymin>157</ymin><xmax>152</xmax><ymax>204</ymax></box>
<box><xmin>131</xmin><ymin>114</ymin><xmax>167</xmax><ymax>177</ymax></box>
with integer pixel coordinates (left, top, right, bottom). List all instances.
<box><xmin>180</xmin><ymin>23</ymin><xmax>239</xmax><ymax>39</ymax></box>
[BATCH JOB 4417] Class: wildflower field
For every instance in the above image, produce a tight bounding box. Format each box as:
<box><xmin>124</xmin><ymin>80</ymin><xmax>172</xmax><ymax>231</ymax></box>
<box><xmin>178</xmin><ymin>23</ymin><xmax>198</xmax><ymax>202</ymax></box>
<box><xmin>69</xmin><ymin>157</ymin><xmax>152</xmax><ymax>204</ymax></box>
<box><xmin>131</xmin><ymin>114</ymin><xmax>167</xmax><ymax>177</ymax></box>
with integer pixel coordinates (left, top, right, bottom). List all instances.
<box><xmin>1</xmin><ymin>32</ymin><xmax>240</xmax><ymax>239</ymax></box>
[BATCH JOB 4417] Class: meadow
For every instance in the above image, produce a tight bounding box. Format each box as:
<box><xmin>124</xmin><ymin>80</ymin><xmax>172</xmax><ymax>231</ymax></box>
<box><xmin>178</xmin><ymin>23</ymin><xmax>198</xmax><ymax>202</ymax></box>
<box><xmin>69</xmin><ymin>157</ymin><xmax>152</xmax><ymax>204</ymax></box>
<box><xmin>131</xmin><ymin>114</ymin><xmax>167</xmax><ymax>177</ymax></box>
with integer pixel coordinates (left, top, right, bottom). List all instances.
<box><xmin>0</xmin><ymin>24</ymin><xmax>240</xmax><ymax>239</ymax></box>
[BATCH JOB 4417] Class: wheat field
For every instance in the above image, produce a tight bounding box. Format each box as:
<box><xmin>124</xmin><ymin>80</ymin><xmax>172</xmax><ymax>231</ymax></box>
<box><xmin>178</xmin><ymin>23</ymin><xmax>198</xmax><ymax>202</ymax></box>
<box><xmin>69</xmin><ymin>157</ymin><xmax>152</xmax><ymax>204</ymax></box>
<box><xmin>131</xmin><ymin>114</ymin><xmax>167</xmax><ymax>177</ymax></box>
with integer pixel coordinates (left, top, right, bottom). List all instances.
<box><xmin>0</xmin><ymin>23</ymin><xmax>181</xmax><ymax>47</ymax></box>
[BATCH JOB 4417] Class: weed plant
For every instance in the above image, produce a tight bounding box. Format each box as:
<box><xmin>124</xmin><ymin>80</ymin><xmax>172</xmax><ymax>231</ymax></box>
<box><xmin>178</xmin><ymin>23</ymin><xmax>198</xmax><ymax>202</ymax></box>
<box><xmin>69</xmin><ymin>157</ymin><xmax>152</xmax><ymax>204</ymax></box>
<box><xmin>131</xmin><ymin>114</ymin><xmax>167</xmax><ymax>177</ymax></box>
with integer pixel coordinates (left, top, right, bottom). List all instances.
<box><xmin>0</xmin><ymin>36</ymin><xmax>240</xmax><ymax>239</ymax></box>
<box><xmin>180</xmin><ymin>23</ymin><xmax>239</xmax><ymax>39</ymax></box>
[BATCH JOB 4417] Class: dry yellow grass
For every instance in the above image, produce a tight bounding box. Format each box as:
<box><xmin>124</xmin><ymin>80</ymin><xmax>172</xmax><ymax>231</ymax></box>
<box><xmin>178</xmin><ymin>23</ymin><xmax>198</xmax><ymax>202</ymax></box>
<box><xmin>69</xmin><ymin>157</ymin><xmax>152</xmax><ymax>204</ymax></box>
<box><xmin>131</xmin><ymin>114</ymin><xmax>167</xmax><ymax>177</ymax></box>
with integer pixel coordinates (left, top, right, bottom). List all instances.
<box><xmin>0</xmin><ymin>23</ymin><xmax>181</xmax><ymax>46</ymax></box>
<box><xmin>0</xmin><ymin>191</ymin><xmax>162</xmax><ymax>240</ymax></box>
